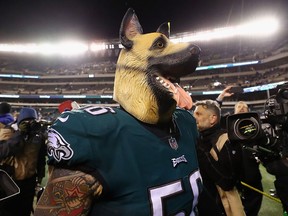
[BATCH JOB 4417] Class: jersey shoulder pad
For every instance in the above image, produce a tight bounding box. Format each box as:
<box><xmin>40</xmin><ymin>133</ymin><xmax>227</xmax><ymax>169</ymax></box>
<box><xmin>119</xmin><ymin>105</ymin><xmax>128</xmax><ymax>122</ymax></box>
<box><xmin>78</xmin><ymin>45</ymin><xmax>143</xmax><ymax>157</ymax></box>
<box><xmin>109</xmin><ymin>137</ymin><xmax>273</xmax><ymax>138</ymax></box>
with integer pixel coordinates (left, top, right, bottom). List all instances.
<box><xmin>47</xmin><ymin>106</ymin><xmax>120</xmax><ymax>163</ymax></box>
<box><xmin>54</xmin><ymin>105</ymin><xmax>119</xmax><ymax>135</ymax></box>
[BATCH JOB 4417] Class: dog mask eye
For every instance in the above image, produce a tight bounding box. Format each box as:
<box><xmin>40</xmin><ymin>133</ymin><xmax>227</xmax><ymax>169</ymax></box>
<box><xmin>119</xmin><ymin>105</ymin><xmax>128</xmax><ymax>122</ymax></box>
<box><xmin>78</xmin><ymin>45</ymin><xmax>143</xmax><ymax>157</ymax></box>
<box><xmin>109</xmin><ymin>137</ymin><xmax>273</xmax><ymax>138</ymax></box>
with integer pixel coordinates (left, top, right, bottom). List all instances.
<box><xmin>157</xmin><ymin>41</ymin><xmax>164</xmax><ymax>48</ymax></box>
<box><xmin>151</xmin><ymin>38</ymin><xmax>166</xmax><ymax>50</ymax></box>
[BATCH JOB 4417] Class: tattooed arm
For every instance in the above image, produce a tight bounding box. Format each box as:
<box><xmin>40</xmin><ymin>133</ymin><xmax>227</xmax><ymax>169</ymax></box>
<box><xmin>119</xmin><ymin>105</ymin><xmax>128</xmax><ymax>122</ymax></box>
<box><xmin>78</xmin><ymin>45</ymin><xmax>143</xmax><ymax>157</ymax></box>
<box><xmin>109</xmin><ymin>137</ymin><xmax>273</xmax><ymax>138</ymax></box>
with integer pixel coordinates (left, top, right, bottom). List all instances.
<box><xmin>34</xmin><ymin>167</ymin><xmax>103</xmax><ymax>216</ymax></box>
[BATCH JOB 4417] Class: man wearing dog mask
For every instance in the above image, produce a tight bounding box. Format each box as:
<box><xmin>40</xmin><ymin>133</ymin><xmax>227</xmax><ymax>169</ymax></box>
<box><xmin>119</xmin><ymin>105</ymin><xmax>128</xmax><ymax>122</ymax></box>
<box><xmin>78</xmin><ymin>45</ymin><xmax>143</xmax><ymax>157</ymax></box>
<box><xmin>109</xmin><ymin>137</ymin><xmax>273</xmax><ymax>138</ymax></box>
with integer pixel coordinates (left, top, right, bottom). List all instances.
<box><xmin>35</xmin><ymin>8</ymin><xmax>202</xmax><ymax>216</ymax></box>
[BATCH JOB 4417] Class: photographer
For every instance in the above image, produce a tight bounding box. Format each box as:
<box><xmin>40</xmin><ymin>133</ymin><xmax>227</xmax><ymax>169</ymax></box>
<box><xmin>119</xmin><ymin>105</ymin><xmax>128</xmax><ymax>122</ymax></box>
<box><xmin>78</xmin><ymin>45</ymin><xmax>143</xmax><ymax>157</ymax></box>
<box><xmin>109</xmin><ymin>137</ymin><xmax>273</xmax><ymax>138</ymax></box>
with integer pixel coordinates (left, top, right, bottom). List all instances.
<box><xmin>216</xmin><ymin>87</ymin><xmax>263</xmax><ymax>216</ymax></box>
<box><xmin>226</xmin><ymin>85</ymin><xmax>288</xmax><ymax>213</ymax></box>
<box><xmin>234</xmin><ymin>101</ymin><xmax>263</xmax><ymax>216</ymax></box>
<box><xmin>0</xmin><ymin>107</ymin><xmax>46</xmax><ymax>216</ymax></box>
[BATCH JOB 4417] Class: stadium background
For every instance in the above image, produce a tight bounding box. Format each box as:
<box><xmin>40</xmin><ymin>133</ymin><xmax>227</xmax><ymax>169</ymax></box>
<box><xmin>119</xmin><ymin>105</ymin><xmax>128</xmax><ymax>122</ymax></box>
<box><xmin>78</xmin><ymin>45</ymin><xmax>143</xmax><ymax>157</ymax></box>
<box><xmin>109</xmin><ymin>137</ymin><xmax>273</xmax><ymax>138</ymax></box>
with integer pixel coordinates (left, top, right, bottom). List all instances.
<box><xmin>0</xmin><ymin>29</ymin><xmax>287</xmax><ymax>119</ymax></box>
<box><xmin>1</xmin><ymin>1</ymin><xmax>288</xmax><ymax>215</ymax></box>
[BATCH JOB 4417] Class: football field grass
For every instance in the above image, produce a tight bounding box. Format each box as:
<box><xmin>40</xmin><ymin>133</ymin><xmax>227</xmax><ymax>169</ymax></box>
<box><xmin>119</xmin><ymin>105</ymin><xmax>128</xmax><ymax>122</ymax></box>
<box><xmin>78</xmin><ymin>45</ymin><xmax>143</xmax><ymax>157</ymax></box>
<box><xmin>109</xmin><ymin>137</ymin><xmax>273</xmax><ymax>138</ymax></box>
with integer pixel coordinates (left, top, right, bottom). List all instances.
<box><xmin>258</xmin><ymin>165</ymin><xmax>284</xmax><ymax>216</ymax></box>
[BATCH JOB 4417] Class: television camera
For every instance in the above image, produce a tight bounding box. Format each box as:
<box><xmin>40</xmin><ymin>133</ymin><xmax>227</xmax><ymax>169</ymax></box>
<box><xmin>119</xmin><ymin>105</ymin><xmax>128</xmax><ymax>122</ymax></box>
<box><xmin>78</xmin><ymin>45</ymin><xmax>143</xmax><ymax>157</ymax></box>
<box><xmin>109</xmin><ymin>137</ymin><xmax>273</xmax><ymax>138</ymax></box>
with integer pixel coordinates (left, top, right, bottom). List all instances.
<box><xmin>227</xmin><ymin>85</ymin><xmax>288</xmax><ymax>163</ymax></box>
<box><xmin>21</xmin><ymin>119</ymin><xmax>52</xmax><ymax>137</ymax></box>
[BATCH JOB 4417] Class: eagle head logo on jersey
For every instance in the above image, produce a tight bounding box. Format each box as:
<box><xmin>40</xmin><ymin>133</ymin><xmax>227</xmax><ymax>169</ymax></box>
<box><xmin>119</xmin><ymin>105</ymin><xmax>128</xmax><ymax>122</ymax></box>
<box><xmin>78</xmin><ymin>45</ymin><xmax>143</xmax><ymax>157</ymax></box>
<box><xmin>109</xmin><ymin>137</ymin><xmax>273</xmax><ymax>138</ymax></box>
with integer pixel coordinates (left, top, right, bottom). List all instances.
<box><xmin>113</xmin><ymin>8</ymin><xmax>200</xmax><ymax>124</ymax></box>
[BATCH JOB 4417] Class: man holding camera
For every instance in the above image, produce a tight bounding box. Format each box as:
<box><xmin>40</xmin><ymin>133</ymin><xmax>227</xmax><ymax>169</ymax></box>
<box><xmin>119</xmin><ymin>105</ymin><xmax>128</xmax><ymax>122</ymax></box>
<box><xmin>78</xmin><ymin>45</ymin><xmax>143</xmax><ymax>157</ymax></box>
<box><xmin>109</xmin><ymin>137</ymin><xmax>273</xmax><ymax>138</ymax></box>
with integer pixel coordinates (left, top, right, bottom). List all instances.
<box><xmin>216</xmin><ymin>87</ymin><xmax>263</xmax><ymax>216</ymax></box>
<box><xmin>0</xmin><ymin>107</ymin><xmax>46</xmax><ymax>216</ymax></box>
<box><xmin>218</xmin><ymin>85</ymin><xmax>288</xmax><ymax>213</ymax></box>
<box><xmin>234</xmin><ymin>101</ymin><xmax>264</xmax><ymax>216</ymax></box>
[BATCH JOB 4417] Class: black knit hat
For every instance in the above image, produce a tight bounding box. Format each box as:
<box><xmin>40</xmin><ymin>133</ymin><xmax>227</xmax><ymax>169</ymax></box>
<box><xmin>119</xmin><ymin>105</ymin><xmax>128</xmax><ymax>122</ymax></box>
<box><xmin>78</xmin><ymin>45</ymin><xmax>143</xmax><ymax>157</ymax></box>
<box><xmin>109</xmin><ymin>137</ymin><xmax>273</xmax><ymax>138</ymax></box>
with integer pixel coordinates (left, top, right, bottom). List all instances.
<box><xmin>0</xmin><ymin>102</ymin><xmax>11</xmax><ymax>115</ymax></box>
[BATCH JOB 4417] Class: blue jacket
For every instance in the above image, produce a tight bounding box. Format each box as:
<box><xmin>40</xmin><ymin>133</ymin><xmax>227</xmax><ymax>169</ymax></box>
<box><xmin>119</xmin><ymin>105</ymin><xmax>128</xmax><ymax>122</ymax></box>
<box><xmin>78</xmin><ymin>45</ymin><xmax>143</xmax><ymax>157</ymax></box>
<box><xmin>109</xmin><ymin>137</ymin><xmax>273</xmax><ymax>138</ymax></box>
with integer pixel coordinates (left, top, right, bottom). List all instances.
<box><xmin>0</xmin><ymin>113</ymin><xmax>14</xmax><ymax>126</ymax></box>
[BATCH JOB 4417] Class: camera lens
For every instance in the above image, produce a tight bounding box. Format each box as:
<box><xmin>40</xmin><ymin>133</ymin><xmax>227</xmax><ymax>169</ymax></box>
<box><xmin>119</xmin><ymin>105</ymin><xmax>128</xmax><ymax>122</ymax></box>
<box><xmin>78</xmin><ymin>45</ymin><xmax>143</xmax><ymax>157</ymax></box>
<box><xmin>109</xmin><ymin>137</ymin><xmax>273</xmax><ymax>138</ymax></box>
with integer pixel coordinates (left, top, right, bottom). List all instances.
<box><xmin>234</xmin><ymin>117</ymin><xmax>260</xmax><ymax>140</ymax></box>
<box><xmin>30</xmin><ymin>121</ymin><xmax>42</xmax><ymax>132</ymax></box>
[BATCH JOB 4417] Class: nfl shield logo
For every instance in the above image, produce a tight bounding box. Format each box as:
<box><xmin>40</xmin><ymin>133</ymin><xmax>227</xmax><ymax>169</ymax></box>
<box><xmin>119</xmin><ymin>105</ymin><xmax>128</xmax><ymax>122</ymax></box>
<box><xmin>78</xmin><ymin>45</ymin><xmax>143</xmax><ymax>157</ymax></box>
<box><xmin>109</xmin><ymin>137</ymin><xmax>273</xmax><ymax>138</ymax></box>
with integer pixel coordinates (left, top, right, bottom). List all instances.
<box><xmin>169</xmin><ymin>137</ymin><xmax>178</xmax><ymax>150</ymax></box>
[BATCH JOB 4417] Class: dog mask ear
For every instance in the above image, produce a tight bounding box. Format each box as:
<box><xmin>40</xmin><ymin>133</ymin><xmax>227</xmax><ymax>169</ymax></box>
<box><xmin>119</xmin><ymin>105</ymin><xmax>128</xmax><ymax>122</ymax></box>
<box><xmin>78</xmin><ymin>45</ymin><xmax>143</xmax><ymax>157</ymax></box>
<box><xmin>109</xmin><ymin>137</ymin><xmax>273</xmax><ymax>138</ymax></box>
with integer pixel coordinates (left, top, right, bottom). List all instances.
<box><xmin>120</xmin><ymin>8</ymin><xmax>143</xmax><ymax>49</ymax></box>
<box><xmin>156</xmin><ymin>22</ymin><xmax>170</xmax><ymax>39</ymax></box>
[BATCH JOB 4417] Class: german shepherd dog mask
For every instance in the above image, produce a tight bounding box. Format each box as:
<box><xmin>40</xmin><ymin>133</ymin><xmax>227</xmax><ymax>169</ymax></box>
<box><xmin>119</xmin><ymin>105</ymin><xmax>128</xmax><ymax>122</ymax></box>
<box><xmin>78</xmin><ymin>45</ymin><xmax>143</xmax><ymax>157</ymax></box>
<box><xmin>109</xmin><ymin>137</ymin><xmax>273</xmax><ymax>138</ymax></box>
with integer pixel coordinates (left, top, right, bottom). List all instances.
<box><xmin>113</xmin><ymin>8</ymin><xmax>200</xmax><ymax>124</ymax></box>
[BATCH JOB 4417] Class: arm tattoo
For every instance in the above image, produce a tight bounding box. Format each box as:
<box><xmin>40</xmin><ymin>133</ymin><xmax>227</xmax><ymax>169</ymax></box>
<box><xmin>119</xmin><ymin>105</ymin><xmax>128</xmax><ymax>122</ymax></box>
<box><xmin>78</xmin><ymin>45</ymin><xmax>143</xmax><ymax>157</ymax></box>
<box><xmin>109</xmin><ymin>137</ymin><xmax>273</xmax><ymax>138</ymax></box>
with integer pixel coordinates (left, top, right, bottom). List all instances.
<box><xmin>34</xmin><ymin>167</ymin><xmax>103</xmax><ymax>216</ymax></box>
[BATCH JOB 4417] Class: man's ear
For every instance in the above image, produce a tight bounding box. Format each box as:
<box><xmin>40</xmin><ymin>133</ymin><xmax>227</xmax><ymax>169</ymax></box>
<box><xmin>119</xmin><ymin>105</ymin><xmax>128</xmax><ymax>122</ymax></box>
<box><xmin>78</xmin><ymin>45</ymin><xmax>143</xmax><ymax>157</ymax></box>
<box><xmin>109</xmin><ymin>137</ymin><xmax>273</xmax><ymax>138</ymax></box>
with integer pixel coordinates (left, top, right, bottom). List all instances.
<box><xmin>119</xmin><ymin>8</ymin><xmax>143</xmax><ymax>49</ymax></box>
<box><xmin>210</xmin><ymin>114</ymin><xmax>218</xmax><ymax>125</ymax></box>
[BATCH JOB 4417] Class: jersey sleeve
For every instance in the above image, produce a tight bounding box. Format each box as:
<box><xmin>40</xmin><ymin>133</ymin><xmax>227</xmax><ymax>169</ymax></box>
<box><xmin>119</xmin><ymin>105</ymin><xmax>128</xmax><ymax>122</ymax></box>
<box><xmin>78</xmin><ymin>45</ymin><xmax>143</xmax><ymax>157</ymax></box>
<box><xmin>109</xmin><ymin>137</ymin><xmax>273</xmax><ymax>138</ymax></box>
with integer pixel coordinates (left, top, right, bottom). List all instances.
<box><xmin>47</xmin><ymin>106</ymin><xmax>118</xmax><ymax>167</ymax></box>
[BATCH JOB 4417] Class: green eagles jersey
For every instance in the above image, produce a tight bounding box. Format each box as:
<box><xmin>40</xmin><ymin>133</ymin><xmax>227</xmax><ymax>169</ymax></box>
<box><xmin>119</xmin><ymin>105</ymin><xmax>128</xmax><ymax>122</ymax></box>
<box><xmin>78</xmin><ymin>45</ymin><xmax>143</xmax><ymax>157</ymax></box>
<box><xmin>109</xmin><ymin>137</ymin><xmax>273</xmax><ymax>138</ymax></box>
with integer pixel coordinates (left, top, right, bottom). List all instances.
<box><xmin>47</xmin><ymin>106</ymin><xmax>202</xmax><ymax>216</ymax></box>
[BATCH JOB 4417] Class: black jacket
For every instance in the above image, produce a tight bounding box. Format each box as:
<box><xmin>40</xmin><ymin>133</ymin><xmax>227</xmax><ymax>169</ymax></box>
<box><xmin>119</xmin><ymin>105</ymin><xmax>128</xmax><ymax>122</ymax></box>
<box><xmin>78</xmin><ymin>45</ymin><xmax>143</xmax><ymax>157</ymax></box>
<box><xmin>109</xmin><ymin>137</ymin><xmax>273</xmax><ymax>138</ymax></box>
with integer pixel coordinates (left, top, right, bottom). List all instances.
<box><xmin>197</xmin><ymin>124</ymin><xmax>243</xmax><ymax>190</ymax></box>
<box><xmin>197</xmin><ymin>124</ymin><xmax>243</xmax><ymax>215</ymax></box>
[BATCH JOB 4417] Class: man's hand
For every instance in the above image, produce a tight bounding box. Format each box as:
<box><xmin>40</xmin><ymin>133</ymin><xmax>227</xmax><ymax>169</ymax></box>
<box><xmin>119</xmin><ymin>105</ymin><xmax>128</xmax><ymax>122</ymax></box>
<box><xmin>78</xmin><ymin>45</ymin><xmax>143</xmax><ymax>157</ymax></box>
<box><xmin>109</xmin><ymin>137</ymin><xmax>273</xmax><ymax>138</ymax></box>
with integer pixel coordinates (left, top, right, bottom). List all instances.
<box><xmin>18</xmin><ymin>121</ymin><xmax>30</xmax><ymax>135</ymax></box>
<box><xmin>216</xmin><ymin>86</ymin><xmax>234</xmax><ymax>102</ymax></box>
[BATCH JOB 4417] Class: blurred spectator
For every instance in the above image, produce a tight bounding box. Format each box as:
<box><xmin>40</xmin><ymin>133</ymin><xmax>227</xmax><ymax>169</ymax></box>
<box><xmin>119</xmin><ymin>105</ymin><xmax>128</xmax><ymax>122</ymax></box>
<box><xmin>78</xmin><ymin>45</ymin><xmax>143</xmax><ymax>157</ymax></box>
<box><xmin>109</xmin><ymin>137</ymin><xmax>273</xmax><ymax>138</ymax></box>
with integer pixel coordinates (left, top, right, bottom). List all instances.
<box><xmin>0</xmin><ymin>102</ymin><xmax>18</xmax><ymax>160</ymax></box>
<box><xmin>0</xmin><ymin>107</ymin><xmax>47</xmax><ymax>216</ymax></box>
<box><xmin>0</xmin><ymin>102</ymin><xmax>14</xmax><ymax>126</ymax></box>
